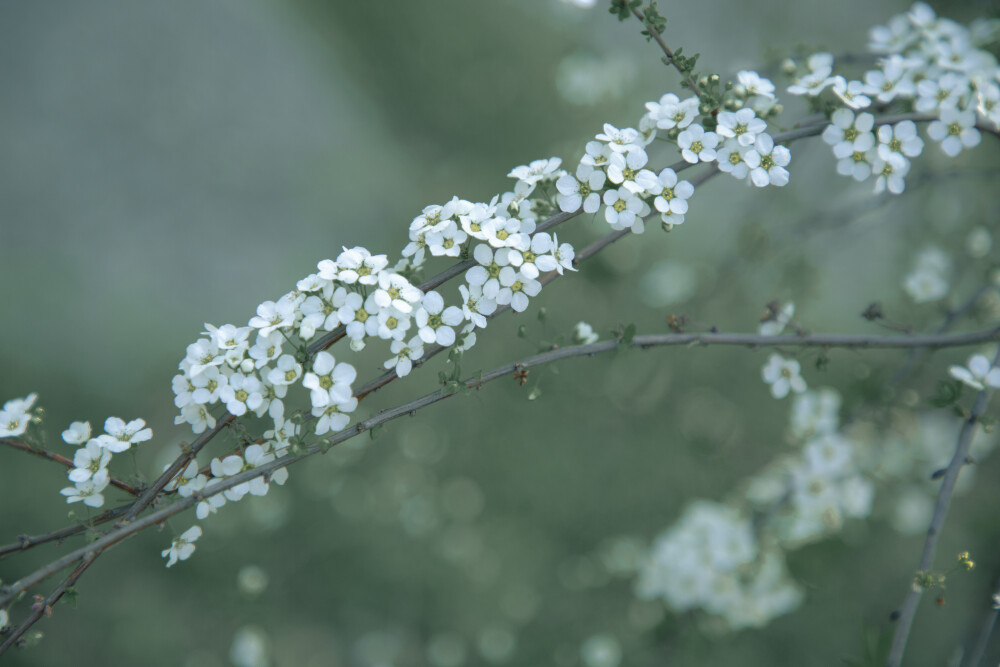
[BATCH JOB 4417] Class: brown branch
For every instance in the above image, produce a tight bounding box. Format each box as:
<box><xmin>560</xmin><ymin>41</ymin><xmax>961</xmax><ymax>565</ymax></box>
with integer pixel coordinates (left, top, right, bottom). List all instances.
<box><xmin>886</xmin><ymin>348</ymin><xmax>1000</xmax><ymax>667</ymax></box>
<box><xmin>0</xmin><ymin>439</ymin><xmax>141</xmax><ymax>497</ymax></box>
<box><xmin>0</xmin><ymin>505</ymin><xmax>132</xmax><ymax>559</ymax></box>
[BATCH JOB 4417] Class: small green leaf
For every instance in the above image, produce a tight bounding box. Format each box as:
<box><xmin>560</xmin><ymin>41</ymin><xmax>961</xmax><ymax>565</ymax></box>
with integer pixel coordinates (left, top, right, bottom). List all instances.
<box><xmin>622</xmin><ymin>323</ymin><xmax>637</xmax><ymax>345</ymax></box>
<box><xmin>517</xmin><ymin>324</ymin><xmax>529</xmax><ymax>338</ymax></box>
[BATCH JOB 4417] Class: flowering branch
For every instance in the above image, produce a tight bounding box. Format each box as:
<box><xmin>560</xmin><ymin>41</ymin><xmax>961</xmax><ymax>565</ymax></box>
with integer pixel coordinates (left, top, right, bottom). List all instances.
<box><xmin>0</xmin><ymin>440</ymin><xmax>140</xmax><ymax>497</ymax></box>
<box><xmin>886</xmin><ymin>347</ymin><xmax>1000</xmax><ymax>667</ymax></box>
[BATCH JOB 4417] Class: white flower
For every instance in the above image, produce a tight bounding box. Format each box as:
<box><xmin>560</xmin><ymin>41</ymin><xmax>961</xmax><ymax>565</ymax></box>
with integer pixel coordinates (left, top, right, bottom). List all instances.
<box><xmin>313</xmin><ymin>396</ymin><xmax>358</xmax><ymax>435</ymax></box>
<box><xmin>548</xmin><ymin>234</ymin><xmax>577</xmax><ymax>274</ymax></box>
<box><xmin>761</xmin><ymin>354</ymin><xmax>807</xmax><ymax>398</ymax></box>
<box><xmin>903</xmin><ymin>266</ymin><xmax>949</xmax><ymax>303</ymax></box>
<box><xmin>466</xmin><ymin>245</ymin><xmax>512</xmax><ymax>300</ymax></box>
<box><xmin>927</xmin><ymin>107</ymin><xmax>981</xmax><ymax>157</ymax></box>
<box><xmin>861</xmin><ymin>55</ymin><xmax>916</xmax><ymax>103</ymax></box>
<box><xmin>61</xmin><ymin>421</ymin><xmax>91</xmax><ymax>445</ymax></box>
<box><xmin>677</xmin><ymin>124</ymin><xmax>719</xmax><ymax>163</ymax></box>
<box><xmin>759</xmin><ymin>302</ymin><xmax>795</xmax><ymax>336</ymax></box>
<box><xmin>948</xmin><ymin>354</ymin><xmax>1000</xmax><ymax>391</ymax></box>
<box><xmin>822</xmin><ymin>109</ymin><xmax>876</xmax><ymax>157</ymax></box>
<box><xmin>338</xmin><ymin>292</ymin><xmax>381</xmax><ymax>341</ymax></box>
<box><xmin>496</xmin><ymin>269</ymin><xmax>542</xmax><ymax>313</ymax></box>
<box><xmin>415</xmin><ymin>291</ymin><xmax>464</xmax><ymax>346</ymax></box>
<box><xmin>737</xmin><ymin>70</ymin><xmax>775</xmax><ymax>98</ymax></box>
<box><xmin>830</xmin><ymin>76</ymin><xmax>872</xmax><ymax>109</ymax></box>
<box><xmin>595</xmin><ymin>123</ymin><xmax>642</xmax><ymax>152</ymax></box>
<box><xmin>384</xmin><ymin>336</ymin><xmax>425</xmax><ymax>378</ymax></box>
<box><xmin>196</xmin><ymin>479</ymin><xmax>227</xmax><ymax>519</ymax></box>
<box><xmin>650</xmin><ymin>94</ymin><xmax>699</xmax><ymax>130</ymax></box>
<box><xmin>581</xmin><ymin>140</ymin><xmax>612</xmax><ymax>168</ymax></box>
<box><xmin>573</xmin><ymin>321</ymin><xmax>599</xmax><ymax>345</ymax></box>
<box><xmin>483</xmin><ymin>216</ymin><xmax>528</xmax><ymax>250</ymax></box>
<box><xmin>336</xmin><ymin>246</ymin><xmax>388</xmax><ymax>285</ymax></box>
<box><xmin>164</xmin><ymin>460</ymin><xmax>208</xmax><ymax>497</ymax></box>
<box><xmin>60</xmin><ymin>469</ymin><xmax>109</xmax><ymax>508</ymax></box>
<box><xmin>248</xmin><ymin>299</ymin><xmax>296</xmax><ymax>337</ymax></box>
<box><xmin>787</xmin><ymin>52</ymin><xmax>836</xmax><ymax>96</ymax></box>
<box><xmin>184</xmin><ymin>338</ymin><xmax>223</xmax><ymax>377</ymax></box>
<box><xmin>219</xmin><ymin>373</ymin><xmax>265</xmax><ymax>417</ymax></box>
<box><xmin>266</xmin><ymin>354</ymin><xmax>303</xmax><ymax>387</ymax></box>
<box><xmin>298</xmin><ymin>285</ymin><xmax>347</xmax><ymax>340</ymax></box>
<box><xmin>602</xmin><ymin>188</ymin><xmax>644</xmax><ymax>231</ymax></box>
<box><xmin>459</xmin><ymin>200</ymin><xmax>498</xmax><ymax>241</ymax></box>
<box><xmin>95</xmin><ymin>417</ymin><xmax>152</xmax><ymax>453</ymax></box>
<box><xmin>716</xmin><ymin>140</ymin><xmax>750</xmax><ymax>179</ymax></box>
<box><xmin>716</xmin><ymin>109</ymin><xmax>766</xmax><ymax>147</ymax></box>
<box><xmin>508</xmin><ymin>157</ymin><xmax>562</xmax><ymax>184</ymax></box>
<box><xmin>606</xmin><ymin>148</ymin><xmax>657</xmax><ymax>194</ymax></box>
<box><xmin>302</xmin><ymin>351</ymin><xmax>356</xmax><ymax>408</ymax></box>
<box><xmin>651</xmin><ymin>168</ymin><xmax>694</xmax><ymax>224</ymax></box>
<box><xmin>204</xmin><ymin>323</ymin><xmax>251</xmax><ymax>351</ymax></box>
<box><xmin>508</xmin><ymin>232</ymin><xmax>555</xmax><ymax>279</ymax></box>
<box><xmin>915</xmin><ymin>72</ymin><xmax>970</xmax><ymax>114</ymax></box>
<box><xmin>68</xmin><ymin>440</ymin><xmax>112</xmax><ymax>483</ymax></box>
<box><xmin>556</xmin><ymin>163</ymin><xmax>606</xmax><ymax>213</ymax></box>
<box><xmin>459</xmin><ymin>284</ymin><xmax>497</xmax><ymax>329</ymax></box>
<box><xmin>871</xmin><ymin>153</ymin><xmax>910</xmax><ymax>194</ymax></box>
<box><xmin>375</xmin><ymin>306</ymin><xmax>411</xmax><ymax>341</ymax></box>
<box><xmin>190</xmin><ymin>366</ymin><xmax>227</xmax><ymax>405</ymax></box>
<box><xmin>162</xmin><ymin>526</ymin><xmax>202</xmax><ymax>568</ymax></box>
<box><xmin>175</xmin><ymin>404</ymin><xmax>216</xmax><ymax>435</ymax></box>
<box><xmin>743</xmin><ymin>134</ymin><xmax>791</xmax><ymax>187</ymax></box>
<box><xmin>877</xmin><ymin>121</ymin><xmax>924</xmax><ymax>162</ymax></box>
<box><xmin>248</xmin><ymin>332</ymin><xmax>284</xmax><ymax>370</ymax></box>
<box><xmin>425</xmin><ymin>220</ymin><xmax>468</xmax><ymax>258</ymax></box>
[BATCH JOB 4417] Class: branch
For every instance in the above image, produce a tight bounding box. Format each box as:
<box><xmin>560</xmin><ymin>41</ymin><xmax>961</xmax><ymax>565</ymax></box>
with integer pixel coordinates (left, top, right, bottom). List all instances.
<box><xmin>0</xmin><ymin>439</ymin><xmax>141</xmax><ymax>497</ymax></box>
<box><xmin>0</xmin><ymin>505</ymin><xmax>131</xmax><ymax>558</ymax></box>
<box><xmin>4</xmin><ymin>324</ymin><xmax>997</xmax><ymax>615</ymax></box>
<box><xmin>965</xmin><ymin>570</ymin><xmax>1000</xmax><ymax>667</ymax></box>
<box><xmin>886</xmin><ymin>348</ymin><xmax>1000</xmax><ymax>667</ymax></box>
<box><xmin>631</xmin><ymin>7</ymin><xmax>701</xmax><ymax>97</ymax></box>
<box><xmin>0</xmin><ymin>552</ymin><xmax>97</xmax><ymax>654</ymax></box>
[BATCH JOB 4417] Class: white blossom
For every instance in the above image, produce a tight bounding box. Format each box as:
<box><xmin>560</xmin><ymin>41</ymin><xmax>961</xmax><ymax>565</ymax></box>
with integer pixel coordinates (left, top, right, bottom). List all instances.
<box><xmin>162</xmin><ymin>526</ymin><xmax>202</xmax><ymax>568</ymax></box>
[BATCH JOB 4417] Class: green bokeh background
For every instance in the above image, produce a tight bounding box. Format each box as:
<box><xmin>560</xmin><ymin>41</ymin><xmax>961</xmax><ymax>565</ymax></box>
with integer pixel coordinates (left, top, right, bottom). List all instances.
<box><xmin>1</xmin><ymin>1</ymin><xmax>999</xmax><ymax>665</ymax></box>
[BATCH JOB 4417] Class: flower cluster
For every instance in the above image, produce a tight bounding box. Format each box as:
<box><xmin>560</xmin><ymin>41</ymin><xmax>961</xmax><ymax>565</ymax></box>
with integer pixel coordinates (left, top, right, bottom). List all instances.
<box><xmin>58</xmin><ymin>417</ymin><xmax>152</xmax><ymax>509</ymax></box>
<box><xmin>903</xmin><ymin>246</ymin><xmax>951</xmax><ymax>303</ymax></box>
<box><xmin>790</xmin><ymin>2</ymin><xmax>998</xmax><ymax>193</ymax></box>
<box><xmin>0</xmin><ymin>393</ymin><xmax>38</xmax><ymax>438</ymax></box>
<box><xmin>554</xmin><ymin>68</ymin><xmax>792</xmax><ymax>233</ymax></box>
<box><xmin>635</xmin><ymin>501</ymin><xmax>803</xmax><ymax>630</ymax></box>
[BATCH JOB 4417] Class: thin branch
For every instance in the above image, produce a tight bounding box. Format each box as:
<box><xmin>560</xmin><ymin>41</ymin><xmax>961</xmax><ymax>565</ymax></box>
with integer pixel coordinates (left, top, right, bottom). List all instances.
<box><xmin>886</xmin><ymin>348</ymin><xmax>1000</xmax><ymax>667</ymax></box>
<box><xmin>965</xmin><ymin>570</ymin><xmax>1000</xmax><ymax>667</ymax></box>
<box><xmin>0</xmin><ymin>439</ymin><xmax>141</xmax><ymax>497</ymax></box>
<box><xmin>631</xmin><ymin>7</ymin><xmax>701</xmax><ymax>97</ymax></box>
<box><xmin>0</xmin><ymin>505</ymin><xmax>131</xmax><ymax>558</ymax></box>
<box><xmin>0</xmin><ymin>552</ymin><xmax>97</xmax><ymax>656</ymax></box>
<box><xmin>3</xmin><ymin>325</ymin><xmax>998</xmax><ymax>610</ymax></box>
<box><xmin>892</xmin><ymin>284</ymin><xmax>998</xmax><ymax>385</ymax></box>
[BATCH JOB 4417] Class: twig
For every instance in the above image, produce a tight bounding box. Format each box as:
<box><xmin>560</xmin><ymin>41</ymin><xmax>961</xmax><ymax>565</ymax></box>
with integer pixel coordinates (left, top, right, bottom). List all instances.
<box><xmin>886</xmin><ymin>348</ymin><xmax>1000</xmax><ymax>667</ymax></box>
<box><xmin>0</xmin><ymin>552</ymin><xmax>97</xmax><ymax>655</ymax></box>
<box><xmin>631</xmin><ymin>7</ymin><xmax>701</xmax><ymax>97</ymax></box>
<box><xmin>0</xmin><ymin>505</ymin><xmax>131</xmax><ymax>558</ymax></box>
<box><xmin>0</xmin><ymin>439</ymin><xmax>141</xmax><ymax>497</ymax></box>
<box><xmin>965</xmin><ymin>570</ymin><xmax>1000</xmax><ymax>667</ymax></box>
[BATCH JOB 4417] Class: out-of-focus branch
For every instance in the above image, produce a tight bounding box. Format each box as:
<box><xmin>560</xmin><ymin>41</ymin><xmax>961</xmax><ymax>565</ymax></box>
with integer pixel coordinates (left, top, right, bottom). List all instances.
<box><xmin>886</xmin><ymin>348</ymin><xmax>1000</xmax><ymax>667</ymax></box>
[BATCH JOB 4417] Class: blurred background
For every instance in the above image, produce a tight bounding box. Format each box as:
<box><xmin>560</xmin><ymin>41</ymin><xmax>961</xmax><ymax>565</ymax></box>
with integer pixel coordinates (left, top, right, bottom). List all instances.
<box><xmin>1</xmin><ymin>0</ymin><xmax>999</xmax><ymax>665</ymax></box>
